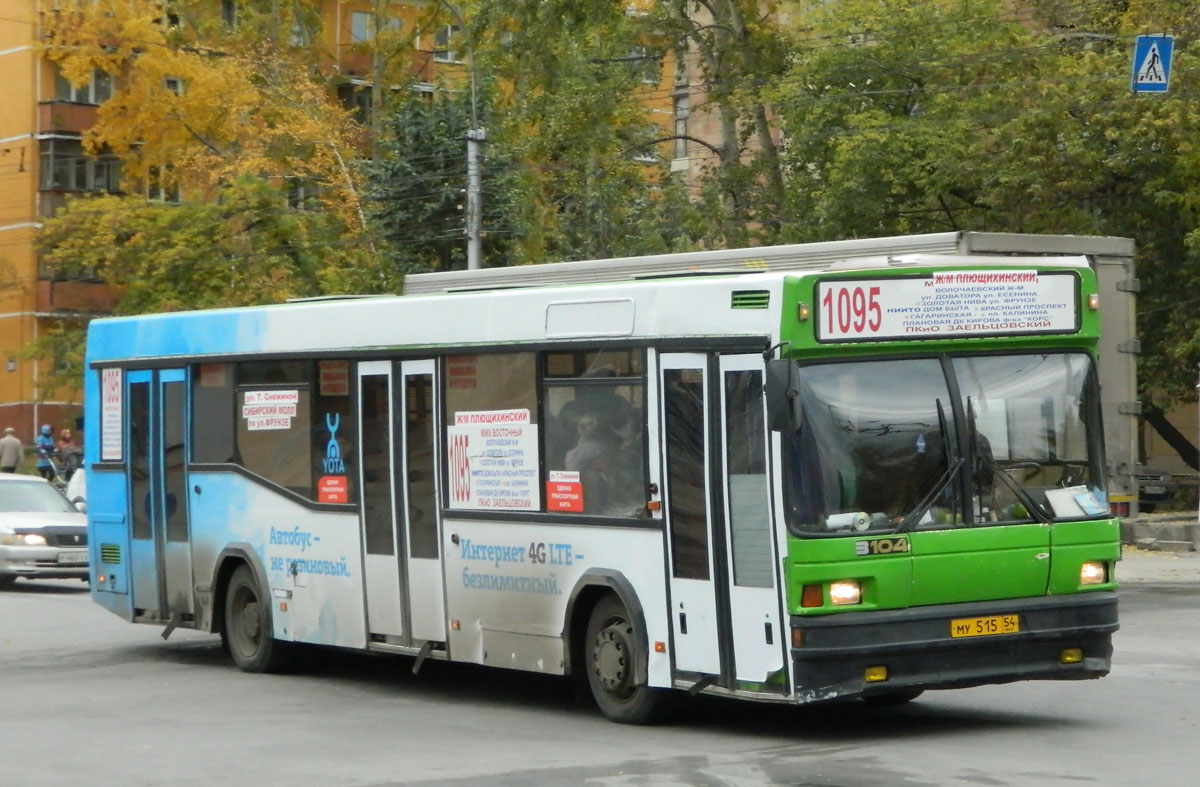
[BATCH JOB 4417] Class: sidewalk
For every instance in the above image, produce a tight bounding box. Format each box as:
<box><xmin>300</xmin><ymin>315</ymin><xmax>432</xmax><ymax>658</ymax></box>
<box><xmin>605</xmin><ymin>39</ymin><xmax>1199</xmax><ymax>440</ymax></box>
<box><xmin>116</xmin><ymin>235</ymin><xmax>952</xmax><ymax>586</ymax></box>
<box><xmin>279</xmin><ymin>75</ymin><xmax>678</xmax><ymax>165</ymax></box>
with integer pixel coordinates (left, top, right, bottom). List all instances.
<box><xmin>1117</xmin><ymin>544</ymin><xmax>1200</xmax><ymax>584</ymax></box>
<box><xmin>1118</xmin><ymin>511</ymin><xmax>1197</xmax><ymax>554</ymax></box>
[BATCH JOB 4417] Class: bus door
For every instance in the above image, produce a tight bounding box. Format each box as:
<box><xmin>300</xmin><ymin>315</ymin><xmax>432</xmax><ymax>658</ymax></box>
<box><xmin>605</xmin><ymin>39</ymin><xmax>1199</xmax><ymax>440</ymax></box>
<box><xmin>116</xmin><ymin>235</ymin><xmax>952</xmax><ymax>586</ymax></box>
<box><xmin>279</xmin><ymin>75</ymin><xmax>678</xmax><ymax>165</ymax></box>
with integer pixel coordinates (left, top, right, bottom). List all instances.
<box><xmin>128</xmin><ymin>368</ymin><xmax>193</xmax><ymax>621</ymax></box>
<box><xmin>357</xmin><ymin>361</ymin><xmax>405</xmax><ymax>640</ymax></box>
<box><xmin>716</xmin><ymin>355</ymin><xmax>785</xmax><ymax>685</ymax></box>
<box><xmin>658</xmin><ymin>354</ymin><xmax>721</xmax><ymax>676</ymax></box>
<box><xmin>397</xmin><ymin>360</ymin><xmax>445</xmax><ymax>644</ymax></box>
<box><xmin>658</xmin><ymin>353</ymin><xmax>785</xmax><ymax>686</ymax></box>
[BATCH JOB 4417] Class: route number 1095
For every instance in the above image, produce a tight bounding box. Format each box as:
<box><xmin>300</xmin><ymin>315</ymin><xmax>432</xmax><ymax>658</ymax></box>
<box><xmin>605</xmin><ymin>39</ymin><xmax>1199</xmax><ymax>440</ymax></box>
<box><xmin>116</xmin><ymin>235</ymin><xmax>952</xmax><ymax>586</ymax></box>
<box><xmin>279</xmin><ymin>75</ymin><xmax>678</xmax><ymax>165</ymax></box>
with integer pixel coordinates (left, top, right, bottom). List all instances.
<box><xmin>821</xmin><ymin>284</ymin><xmax>882</xmax><ymax>337</ymax></box>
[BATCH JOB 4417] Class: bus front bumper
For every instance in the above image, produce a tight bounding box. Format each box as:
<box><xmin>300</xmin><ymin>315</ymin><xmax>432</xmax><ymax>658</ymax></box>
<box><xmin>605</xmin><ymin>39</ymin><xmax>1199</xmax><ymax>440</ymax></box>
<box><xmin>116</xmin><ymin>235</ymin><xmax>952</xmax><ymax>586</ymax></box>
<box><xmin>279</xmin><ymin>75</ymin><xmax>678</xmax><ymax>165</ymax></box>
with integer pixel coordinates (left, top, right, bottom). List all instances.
<box><xmin>789</xmin><ymin>592</ymin><xmax>1118</xmax><ymax>702</ymax></box>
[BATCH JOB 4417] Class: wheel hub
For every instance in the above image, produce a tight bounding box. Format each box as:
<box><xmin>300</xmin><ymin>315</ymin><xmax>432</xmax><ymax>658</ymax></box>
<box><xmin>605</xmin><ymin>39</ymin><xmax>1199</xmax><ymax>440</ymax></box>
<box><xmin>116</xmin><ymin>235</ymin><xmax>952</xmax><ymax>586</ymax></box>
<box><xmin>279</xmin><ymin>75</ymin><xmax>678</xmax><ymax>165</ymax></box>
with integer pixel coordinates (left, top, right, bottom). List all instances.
<box><xmin>593</xmin><ymin>622</ymin><xmax>633</xmax><ymax>694</ymax></box>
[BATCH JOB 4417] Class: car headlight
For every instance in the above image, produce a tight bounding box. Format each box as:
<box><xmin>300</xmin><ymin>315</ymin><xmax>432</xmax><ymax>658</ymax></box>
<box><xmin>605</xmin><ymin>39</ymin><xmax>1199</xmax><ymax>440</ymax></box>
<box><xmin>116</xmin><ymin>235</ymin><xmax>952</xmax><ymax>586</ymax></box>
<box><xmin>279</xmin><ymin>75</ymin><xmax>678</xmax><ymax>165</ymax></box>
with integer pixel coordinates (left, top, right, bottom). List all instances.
<box><xmin>1</xmin><ymin>532</ymin><xmax>47</xmax><ymax>546</ymax></box>
<box><xmin>1080</xmin><ymin>561</ymin><xmax>1107</xmax><ymax>585</ymax></box>
<box><xmin>829</xmin><ymin>579</ymin><xmax>862</xmax><ymax>605</ymax></box>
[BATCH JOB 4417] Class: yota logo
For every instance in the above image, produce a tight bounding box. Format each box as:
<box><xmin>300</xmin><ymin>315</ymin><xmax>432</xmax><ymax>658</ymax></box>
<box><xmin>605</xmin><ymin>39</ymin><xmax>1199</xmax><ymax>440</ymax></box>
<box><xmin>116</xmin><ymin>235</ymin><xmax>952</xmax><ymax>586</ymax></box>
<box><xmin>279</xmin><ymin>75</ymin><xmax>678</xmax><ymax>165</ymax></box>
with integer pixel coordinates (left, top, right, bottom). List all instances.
<box><xmin>323</xmin><ymin>413</ymin><xmax>346</xmax><ymax>474</ymax></box>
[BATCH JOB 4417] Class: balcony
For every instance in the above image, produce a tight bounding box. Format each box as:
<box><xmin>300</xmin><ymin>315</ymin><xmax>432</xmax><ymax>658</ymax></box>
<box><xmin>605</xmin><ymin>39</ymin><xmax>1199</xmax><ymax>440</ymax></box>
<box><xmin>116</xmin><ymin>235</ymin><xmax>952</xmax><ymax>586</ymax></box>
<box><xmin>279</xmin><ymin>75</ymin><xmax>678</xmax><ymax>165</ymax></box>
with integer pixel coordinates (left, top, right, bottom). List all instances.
<box><xmin>39</xmin><ymin>101</ymin><xmax>99</xmax><ymax>135</ymax></box>
<box><xmin>35</xmin><ymin>279</ymin><xmax>123</xmax><ymax>316</ymax></box>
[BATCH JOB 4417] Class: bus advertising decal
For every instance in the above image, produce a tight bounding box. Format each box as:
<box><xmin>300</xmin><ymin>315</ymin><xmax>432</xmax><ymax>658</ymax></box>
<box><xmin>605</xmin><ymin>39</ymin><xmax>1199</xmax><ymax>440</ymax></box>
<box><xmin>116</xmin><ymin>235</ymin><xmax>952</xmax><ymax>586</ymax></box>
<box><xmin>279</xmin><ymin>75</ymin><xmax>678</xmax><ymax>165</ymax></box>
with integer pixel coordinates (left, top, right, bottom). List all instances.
<box><xmin>318</xmin><ymin>360</ymin><xmax>349</xmax><ymax>396</ymax></box>
<box><xmin>816</xmin><ymin>271</ymin><xmax>1078</xmax><ymax>342</ymax></box>
<box><xmin>319</xmin><ymin>413</ymin><xmax>347</xmax><ymax>503</ymax></box>
<box><xmin>447</xmin><ymin>409</ymin><xmax>539</xmax><ymax>511</ymax></box>
<box><xmin>457</xmin><ymin>537</ymin><xmax>583</xmax><ymax>596</ymax></box>
<box><xmin>243</xmin><ymin>389</ymin><xmax>299</xmax><ymax>430</ymax></box>
<box><xmin>101</xmin><ymin>367</ymin><xmax>123</xmax><ymax>461</ymax></box>
<box><xmin>546</xmin><ymin>470</ymin><xmax>584</xmax><ymax>512</ymax></box>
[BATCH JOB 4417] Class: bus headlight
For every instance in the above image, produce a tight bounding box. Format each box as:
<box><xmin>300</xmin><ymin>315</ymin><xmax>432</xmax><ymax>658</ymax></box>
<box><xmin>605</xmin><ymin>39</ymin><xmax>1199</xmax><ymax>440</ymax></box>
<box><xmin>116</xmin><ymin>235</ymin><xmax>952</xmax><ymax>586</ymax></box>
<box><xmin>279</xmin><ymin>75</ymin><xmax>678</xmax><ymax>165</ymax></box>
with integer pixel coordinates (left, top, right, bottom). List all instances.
<box><xmin>829</xmin><ymin>580</ymin><xmax>862</xmax><ymax>606</ymax></box>
<box><xmin>1080</xmin><ymin>561</ymin><xmax>1107</xmax><ymax>585</ymax></box>
<box><xmin>0</xmin><ymin>532</ymin><xmax>47</xmax><ymax>546</ymax></box>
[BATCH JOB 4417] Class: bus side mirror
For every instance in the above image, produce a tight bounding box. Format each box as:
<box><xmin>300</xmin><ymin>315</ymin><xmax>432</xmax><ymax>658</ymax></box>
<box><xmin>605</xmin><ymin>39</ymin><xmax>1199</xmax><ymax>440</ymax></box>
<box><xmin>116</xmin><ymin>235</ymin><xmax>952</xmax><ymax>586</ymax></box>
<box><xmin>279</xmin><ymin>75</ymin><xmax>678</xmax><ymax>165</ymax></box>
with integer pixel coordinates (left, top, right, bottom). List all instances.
<box><xmin>765</xmin><ymin>359</ymin><xmax>801</xmax><ymax>432</ymax></box>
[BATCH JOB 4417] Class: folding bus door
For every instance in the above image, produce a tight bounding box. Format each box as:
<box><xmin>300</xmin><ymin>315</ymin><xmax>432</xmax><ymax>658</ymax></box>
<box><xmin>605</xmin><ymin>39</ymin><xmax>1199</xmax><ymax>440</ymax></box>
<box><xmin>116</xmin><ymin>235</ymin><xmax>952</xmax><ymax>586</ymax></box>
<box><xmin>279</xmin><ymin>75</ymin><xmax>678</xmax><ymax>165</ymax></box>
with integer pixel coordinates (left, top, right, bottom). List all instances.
<box><xmin>128</xmin><ymin>368</ymin><xmax>193</xmax><ymax>621</ymax></box>
<box><xmin>658</xmin><ymin>353</ymin><xmax>722</xmax><ymax>677</ymax></box>
<box><xmin>398</xmin><ymin>360</ymin><xmax>446</xmax><ymax>644</ymax></box>
<box><xmin>357</xmin><ymin>361</ymin><xmax>405</xmax><ymax>641</ymax></box>
<box><xmin>717</xmin><ymin>354</ymin><xmax>785</xmax><ymax>685</ymax></box>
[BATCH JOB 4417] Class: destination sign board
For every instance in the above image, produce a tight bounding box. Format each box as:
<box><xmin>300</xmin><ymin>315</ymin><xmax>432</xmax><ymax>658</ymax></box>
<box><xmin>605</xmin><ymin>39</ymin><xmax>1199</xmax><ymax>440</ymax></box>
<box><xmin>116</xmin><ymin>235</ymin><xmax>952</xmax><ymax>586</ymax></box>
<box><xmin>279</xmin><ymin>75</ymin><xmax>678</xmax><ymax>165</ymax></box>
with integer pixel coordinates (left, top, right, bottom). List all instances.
<box><xmin>815</xmin><ymin>271</ymin><xmax>1078</xmax><ymax>342</ymax></box>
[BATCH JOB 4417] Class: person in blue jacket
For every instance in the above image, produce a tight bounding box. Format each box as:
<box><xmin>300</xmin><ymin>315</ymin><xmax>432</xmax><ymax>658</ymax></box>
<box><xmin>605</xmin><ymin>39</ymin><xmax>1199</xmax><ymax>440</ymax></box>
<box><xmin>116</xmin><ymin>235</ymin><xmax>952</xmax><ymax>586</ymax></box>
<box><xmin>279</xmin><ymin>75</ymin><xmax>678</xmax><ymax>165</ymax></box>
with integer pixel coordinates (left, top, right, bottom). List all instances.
<box><xmin>35</xmin><ymin>424</ymin><xmax>56</xmax><ymax>481</ymax></box>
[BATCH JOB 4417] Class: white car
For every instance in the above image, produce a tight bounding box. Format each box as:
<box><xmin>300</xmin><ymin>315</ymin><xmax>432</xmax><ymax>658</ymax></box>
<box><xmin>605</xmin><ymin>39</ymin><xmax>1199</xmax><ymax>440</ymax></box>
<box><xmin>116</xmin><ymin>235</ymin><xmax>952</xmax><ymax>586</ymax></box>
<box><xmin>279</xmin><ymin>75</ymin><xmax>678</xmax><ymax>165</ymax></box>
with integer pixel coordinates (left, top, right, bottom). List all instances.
<box><xmin>0</xmin><ymin>474</ymin><xmax>89</xmax><ymax>589</ymax></box>
<box><xmin>66</xmin><ymin>467</ymin><xmax>86</xmax><ymax>510</ymax></box>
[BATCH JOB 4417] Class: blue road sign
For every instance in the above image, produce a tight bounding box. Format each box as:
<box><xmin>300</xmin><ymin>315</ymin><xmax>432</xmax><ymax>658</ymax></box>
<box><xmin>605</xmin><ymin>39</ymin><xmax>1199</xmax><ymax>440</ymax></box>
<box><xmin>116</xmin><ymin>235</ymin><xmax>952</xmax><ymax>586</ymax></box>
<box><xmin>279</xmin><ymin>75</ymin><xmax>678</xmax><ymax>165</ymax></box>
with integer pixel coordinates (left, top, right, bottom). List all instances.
<box><xmin>1132</xmin><ymin>35</ymin><xmax>1173</xmax><ymax>93</ymax></box>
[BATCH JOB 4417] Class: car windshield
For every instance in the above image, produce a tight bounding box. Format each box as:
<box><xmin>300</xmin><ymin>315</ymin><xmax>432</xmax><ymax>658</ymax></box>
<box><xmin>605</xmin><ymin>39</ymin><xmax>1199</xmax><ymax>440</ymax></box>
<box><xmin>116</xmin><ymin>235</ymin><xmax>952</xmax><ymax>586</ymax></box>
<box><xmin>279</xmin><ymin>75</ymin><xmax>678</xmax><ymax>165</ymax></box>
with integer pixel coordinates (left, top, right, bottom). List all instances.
<box><xmin>0</xmin><ymin>480</ymin><xmax>76</xmax><ymax>513</ymax></box>
<box><xmin>782</xmin><ymin>352</ymin><xmax>1105</xmax><ymax>535</ymax></box>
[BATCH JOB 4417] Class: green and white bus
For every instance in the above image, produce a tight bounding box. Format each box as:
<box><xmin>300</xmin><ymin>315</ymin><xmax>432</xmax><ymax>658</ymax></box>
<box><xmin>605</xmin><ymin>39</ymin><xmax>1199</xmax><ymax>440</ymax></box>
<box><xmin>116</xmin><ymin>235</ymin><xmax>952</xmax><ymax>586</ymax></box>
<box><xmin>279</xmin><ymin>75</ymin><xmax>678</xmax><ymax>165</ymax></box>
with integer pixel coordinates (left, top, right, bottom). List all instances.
<box><xmin>84</xmin><ymin>233</ymin><xmax>1121</xmax><ymax>723</ymax></box>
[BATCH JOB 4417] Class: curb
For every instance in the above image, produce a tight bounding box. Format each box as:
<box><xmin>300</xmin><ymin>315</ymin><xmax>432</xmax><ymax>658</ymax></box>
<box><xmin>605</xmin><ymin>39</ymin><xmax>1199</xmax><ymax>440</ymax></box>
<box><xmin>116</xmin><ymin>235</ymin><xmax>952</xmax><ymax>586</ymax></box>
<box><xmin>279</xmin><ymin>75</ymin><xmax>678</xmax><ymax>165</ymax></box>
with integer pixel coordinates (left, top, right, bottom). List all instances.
<box><xmin>1119</xmin><ymin>515</ymin><xmax>1198</xmax><ymax>553</ymax></box>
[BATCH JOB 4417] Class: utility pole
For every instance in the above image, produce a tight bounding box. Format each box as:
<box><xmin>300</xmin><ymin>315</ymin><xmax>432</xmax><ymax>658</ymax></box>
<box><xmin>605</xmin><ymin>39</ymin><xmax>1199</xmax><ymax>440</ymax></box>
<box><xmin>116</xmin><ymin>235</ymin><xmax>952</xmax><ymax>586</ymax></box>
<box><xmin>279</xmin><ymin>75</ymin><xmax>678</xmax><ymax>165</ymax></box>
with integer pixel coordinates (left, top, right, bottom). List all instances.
<box><xmin>466</xmin><ymin>127</ymin><xmax>485</xmax><ymax>270</ymax></box>
<box><xmin>440</xmin><ymin>2</ymin><xmax>483</xmax><ymax>270</ymax></box>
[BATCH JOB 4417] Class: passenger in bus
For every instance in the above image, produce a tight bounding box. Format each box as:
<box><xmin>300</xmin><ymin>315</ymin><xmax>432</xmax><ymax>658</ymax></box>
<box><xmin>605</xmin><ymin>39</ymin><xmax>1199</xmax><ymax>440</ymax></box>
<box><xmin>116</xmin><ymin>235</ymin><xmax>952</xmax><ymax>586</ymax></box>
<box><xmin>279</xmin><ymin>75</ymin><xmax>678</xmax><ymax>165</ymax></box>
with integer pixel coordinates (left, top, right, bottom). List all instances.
<box><xmin>566</xmin><ymin>413</ymin><xmax>619</xmax><ymax>513</ymax></box>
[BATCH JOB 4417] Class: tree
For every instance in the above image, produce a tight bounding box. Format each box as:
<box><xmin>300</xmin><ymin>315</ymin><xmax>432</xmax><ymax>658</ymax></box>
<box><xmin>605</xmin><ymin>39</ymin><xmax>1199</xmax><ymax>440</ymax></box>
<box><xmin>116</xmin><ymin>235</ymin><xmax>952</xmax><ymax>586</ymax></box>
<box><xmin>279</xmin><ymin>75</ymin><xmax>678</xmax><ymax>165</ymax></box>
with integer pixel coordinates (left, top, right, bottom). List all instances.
<box><xmin>364</xmin><ymin>86</ymin><xmax>518</xmax><ymax>274</ymax></box>
<box><xmin>34</xmin><ymin>177</ymin><xmax>379</xmax><ymax>390</ymax></box>
<box><xmin>772</xmin><ymin>0</ymin><xmax>1200</xmax><ymax>417</ymax></box>
<box><xmin>40</xmin><ymin>0</ymin><xmax>371</xmax><ymax>233</ymax></box>
<box><xmin>648</xmin><ymin>0</ymin><xmax>791</xmax><ymax>246</ymax></box>
<box><xmin>456</xmin><ymin>0</ymin><xmax>704</xmax><ymax>264</ymax></box>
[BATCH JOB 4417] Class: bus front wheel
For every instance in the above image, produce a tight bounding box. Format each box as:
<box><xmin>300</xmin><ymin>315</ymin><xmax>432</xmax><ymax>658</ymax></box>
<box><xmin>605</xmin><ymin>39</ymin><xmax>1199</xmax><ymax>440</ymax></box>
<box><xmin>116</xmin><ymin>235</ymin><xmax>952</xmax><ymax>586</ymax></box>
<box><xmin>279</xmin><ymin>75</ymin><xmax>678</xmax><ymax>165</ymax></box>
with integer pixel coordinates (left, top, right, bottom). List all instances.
<box><xmin>224</xmin><ymin>564</ymin><xmax>290</xmax><ymax>673</ymax></box>
<box><xmin>585</xmin><ymin>594</ymin><xmax>667</xmax><ymax>724</ymax></box>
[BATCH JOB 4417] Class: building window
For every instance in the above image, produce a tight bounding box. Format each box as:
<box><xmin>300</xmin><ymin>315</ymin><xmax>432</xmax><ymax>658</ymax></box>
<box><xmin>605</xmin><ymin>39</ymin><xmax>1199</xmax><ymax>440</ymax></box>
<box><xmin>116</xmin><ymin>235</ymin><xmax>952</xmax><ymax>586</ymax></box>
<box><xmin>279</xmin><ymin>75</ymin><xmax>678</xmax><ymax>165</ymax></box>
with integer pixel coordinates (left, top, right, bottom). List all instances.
<box><xmin>53</xmin><ymin>67</ymin><xmax>112</xmax><ymax>105</ymax></box>
<box><xmin>673</xmin><ymin>93</ymin><xmax>689</xmax><ymax>161</ymax></box>
<box><xmin>336</xmin><ymin>83</ymin><xmax>371</xmax><ymax>125</ymax></box>
<box><xmin>350</xmin><ymin>9</ymin><xmax>401</xmax><ymax>43</ymax></box>
<box><xmin>286</xmin><ymin>178</ymin><xmax>318</xmax><ymax>210</ymax></box>
<box><xmin>39</xmin><ymin>139</ymin><xmax>122</xmax><ymax>193</ymax></box>
<box><xmin>147</xmin><ymin>165</ymin><xmax>180</xmax><ymax>204</ymax></box>
<box><xmin>164</xmin><ymin>77</ymin><xmax>185</xmax><ymax>95</ymax></box>
<box><xmin>221</xmin><ymin>0</ymin><xmax>237</xmax><ymax>28</ymax></box>
<box><xmin>434</xmin><ymin>24</ymin><xmax>461</xmax><ymax>62</ymax></box>
<box><xmin>629</xmin><ymin>45</ymin><xmax>661</xmax><ymax>85</ymax></box>
<box><xmin>350</xmin><ymin>11</ymin><xmax>373</xmax><ymax>43</ymax></box>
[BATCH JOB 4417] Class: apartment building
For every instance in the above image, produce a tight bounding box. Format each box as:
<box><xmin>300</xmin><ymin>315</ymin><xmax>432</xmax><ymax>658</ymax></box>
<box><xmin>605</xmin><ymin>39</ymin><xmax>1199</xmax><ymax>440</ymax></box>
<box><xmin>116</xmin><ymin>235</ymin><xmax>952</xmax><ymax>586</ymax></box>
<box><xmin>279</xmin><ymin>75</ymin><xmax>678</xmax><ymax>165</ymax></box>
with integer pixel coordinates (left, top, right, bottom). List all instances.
<box><xmin>0</xmin><ymin>1</ymin><xmax>461</xmax><ymax>439</ymax></box>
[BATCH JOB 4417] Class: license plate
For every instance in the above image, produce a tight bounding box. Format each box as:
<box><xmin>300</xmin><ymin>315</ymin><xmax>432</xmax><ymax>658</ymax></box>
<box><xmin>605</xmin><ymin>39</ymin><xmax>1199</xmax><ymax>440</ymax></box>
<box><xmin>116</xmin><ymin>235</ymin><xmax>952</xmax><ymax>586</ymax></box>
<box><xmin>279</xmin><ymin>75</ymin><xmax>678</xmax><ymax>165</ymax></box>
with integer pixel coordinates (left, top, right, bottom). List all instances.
<box><xmin>950</xmin><ymin>614</ymin><xmax>1019</xmax><ymax>638</ymax></box>
<box><xmin>57</xmin><ymin>549</ymin><xmax>88</xmax><ymax>565</ymax></box>
<box><xmin>1143</xmin><ymin>485</ymin><xmax>1166</xmax><ymax>494</ymax></box>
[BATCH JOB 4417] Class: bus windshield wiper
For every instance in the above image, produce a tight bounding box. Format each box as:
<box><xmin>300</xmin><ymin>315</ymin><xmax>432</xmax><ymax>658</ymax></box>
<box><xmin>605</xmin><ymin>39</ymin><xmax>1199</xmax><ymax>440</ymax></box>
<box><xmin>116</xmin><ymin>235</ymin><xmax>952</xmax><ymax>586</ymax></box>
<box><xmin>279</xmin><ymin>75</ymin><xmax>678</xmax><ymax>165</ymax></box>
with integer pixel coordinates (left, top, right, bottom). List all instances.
<box><xmin>897</xmin><ymin>456</ymin><xmax>964</xmax><ymax>533</ymax></box>
<box><xmin>967</xmin><ymin>397</ymin><xmax>1052</xmax><ymax>525</ymax></box>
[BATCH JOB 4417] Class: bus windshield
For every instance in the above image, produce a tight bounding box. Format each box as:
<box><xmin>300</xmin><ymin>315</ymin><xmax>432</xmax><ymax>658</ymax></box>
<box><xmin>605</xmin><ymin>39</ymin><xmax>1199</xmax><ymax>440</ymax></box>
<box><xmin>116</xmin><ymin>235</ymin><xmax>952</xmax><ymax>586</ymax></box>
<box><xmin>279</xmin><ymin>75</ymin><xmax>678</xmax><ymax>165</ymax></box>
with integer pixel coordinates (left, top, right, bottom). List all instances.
<box><xmin>783</xmin><ymin>352</ymin><xmax>1105</xmax><ymax>535</ymax></box>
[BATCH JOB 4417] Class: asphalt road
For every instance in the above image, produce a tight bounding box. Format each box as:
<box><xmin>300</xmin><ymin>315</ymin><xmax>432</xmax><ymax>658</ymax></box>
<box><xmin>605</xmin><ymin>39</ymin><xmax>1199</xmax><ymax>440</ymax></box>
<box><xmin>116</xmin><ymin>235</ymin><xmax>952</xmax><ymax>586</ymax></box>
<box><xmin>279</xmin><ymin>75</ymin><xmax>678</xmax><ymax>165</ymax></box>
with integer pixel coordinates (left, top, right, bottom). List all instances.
<box><xmin>1</xmin><ymin>558</ymin><xmax>1197</xmax><ymax>787</ymax></box>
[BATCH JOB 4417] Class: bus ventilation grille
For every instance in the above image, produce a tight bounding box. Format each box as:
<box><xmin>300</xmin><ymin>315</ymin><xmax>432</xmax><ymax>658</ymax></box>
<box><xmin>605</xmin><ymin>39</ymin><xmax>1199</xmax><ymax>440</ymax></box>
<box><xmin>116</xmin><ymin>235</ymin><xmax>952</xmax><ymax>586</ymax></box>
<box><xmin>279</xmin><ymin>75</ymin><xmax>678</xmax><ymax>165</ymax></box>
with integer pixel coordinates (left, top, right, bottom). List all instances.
<box><xmin>731</xmin><ymin>290</ymin><xmax>770</xmax><ymax>309</ymax></box>
<box><xmin>100</xmin><ymin>543</ymin><xmax>122</xmax><ymax>565</ymax></box>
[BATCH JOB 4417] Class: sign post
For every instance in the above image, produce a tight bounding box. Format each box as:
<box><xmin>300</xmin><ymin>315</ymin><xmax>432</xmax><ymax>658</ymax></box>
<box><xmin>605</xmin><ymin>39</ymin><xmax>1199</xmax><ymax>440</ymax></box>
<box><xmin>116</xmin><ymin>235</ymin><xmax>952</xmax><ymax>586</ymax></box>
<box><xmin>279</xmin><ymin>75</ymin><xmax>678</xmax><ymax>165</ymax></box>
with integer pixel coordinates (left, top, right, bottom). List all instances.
<box><xmin>1132</xmin><ymin>35</ymin><xmax>1173</xmax><ymax>94</ymax></box>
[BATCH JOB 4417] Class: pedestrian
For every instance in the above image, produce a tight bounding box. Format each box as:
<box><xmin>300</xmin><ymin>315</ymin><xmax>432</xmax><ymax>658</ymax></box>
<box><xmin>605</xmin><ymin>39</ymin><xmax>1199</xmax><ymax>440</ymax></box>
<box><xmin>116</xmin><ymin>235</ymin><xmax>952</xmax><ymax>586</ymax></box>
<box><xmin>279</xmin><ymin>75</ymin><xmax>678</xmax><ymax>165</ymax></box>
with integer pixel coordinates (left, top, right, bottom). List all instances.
<box><xmin>0</xmin><ymin>427</ymin><xmax>22</xmax><ymax>473</ymax></box>
<box><xmin>57</xmin><ymin>428</ymin><xmax>82</xmax><ymax>481</ymax></box>
<box><xmin>35</xmin><ymin>424</ymin><xmax>56</xmax><ymax>481</ymax></box>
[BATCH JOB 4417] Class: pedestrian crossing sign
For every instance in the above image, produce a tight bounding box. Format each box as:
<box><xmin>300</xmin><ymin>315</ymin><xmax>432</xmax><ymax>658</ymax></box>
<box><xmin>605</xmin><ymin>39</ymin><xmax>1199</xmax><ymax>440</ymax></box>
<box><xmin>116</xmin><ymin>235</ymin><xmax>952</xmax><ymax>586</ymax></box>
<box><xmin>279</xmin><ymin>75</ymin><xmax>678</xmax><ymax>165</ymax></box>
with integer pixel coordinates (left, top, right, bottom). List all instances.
<box><xmin>1132</xmin><ymin>35</ymin><xmax>1173</xmax><ymax>93</ymax></box>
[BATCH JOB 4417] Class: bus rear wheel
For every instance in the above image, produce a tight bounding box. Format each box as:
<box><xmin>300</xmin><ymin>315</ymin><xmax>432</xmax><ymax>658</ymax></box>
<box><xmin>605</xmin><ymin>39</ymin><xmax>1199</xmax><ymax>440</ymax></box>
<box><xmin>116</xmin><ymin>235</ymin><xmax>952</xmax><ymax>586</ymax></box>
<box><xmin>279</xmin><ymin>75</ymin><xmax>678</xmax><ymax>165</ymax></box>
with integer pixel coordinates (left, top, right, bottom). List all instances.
<box><xmin>585</xmin><ymin>595</ymin><xmax>667</xmax><ymax>724</ymax></box>
<box><xmin>224</xmin><ymin>564</ymin><xmax>290</xmax><ymax>673</ymax></box>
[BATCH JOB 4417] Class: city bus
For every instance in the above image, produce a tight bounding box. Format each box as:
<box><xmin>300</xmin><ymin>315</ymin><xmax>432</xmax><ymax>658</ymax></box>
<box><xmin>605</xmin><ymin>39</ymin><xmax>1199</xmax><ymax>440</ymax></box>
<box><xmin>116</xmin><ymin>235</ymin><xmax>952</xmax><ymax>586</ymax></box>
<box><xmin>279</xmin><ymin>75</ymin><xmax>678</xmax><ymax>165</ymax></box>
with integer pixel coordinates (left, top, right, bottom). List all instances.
<box><xmin>83</xmin><ymin>237</ymin><xmax>1121</xmax><ymax>723</ymax></box>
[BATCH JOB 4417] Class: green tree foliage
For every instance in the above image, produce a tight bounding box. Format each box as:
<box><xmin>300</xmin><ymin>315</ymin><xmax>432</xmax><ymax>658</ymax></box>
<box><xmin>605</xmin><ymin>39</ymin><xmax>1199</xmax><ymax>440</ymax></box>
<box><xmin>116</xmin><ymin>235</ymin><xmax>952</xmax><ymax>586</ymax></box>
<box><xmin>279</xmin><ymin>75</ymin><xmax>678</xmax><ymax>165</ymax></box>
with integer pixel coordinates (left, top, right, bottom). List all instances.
<box><xmin>41</xmin><ymin>0</ymin><xmax>370</xmax><ymax>230</ymax></box>
<box><xmin>460</xmin><ymin>0</ymin><xmax>704</xmax><ymax>263</ymax></box>
<box><xmin>364</xmin><ymin>87</ymin><xmax>517</xmax><ymax>274</ymax></box>
<box><xmin>34</xmin><ymin>177</ymin><xmax>378</xmax><ymax>388</ymax></box>
<box><xmin>772</xmin><ymin>0</ymin><xmax>1200</xmax><ymax>405</ymax></box>
<box><xmin>648</xmin><ymin>0</ymin><xmax>790</xmax><ymax>246</ymax></box>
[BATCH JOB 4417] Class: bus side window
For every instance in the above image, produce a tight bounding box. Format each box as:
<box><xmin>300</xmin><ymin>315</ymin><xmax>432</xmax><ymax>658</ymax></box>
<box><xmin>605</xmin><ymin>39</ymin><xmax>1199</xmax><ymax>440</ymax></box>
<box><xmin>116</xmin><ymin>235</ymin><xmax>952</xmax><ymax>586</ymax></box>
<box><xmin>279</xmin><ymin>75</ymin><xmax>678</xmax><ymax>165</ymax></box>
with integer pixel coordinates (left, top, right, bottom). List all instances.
<box><xmin>543</xmin><ymin>350</ymin><xmax>646</xmax><ymax>518</ymax></box>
